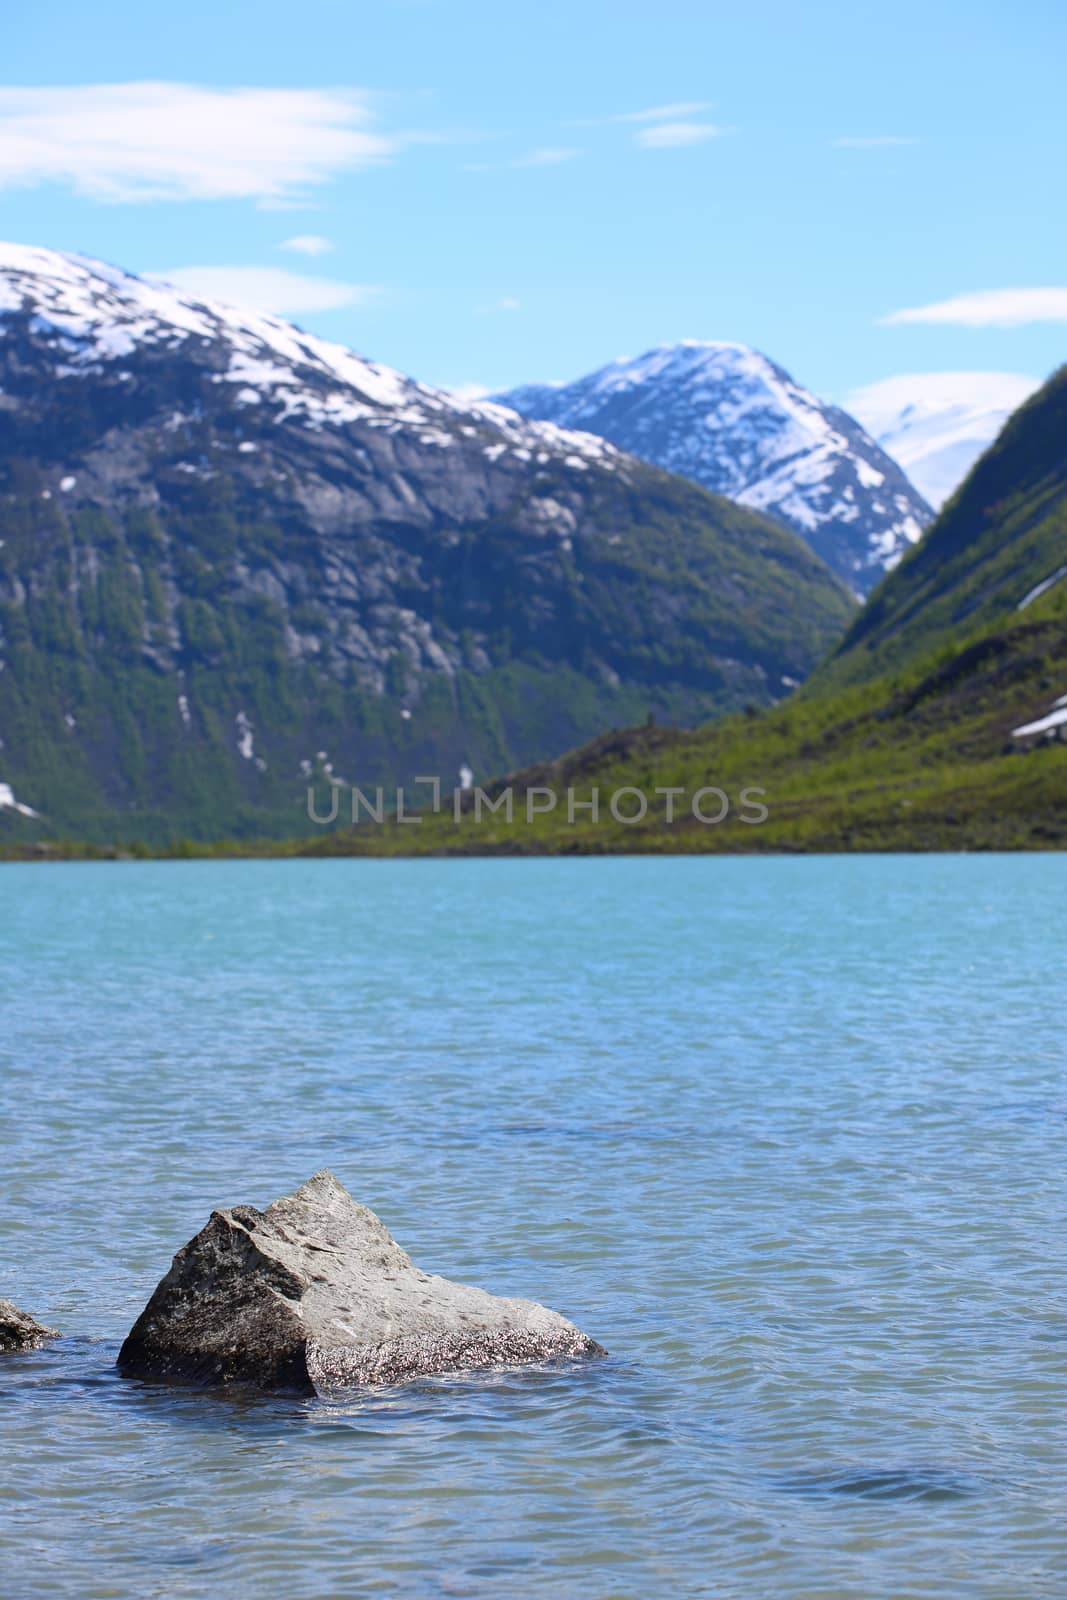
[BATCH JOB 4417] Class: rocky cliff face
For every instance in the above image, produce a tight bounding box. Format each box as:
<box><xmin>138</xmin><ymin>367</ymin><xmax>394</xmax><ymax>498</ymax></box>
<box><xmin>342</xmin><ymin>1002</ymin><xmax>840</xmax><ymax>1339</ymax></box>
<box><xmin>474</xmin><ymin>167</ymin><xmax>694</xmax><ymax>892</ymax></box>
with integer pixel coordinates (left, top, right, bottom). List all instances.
<box><xmin>498</xmin><ymin>342</ymin><xmax>932</xmax><ymax>595</ymax></box>
<box><xmin>0</xmin><ymin>245</ymin><xmax>854</xmax><ymax>840</ymax></box>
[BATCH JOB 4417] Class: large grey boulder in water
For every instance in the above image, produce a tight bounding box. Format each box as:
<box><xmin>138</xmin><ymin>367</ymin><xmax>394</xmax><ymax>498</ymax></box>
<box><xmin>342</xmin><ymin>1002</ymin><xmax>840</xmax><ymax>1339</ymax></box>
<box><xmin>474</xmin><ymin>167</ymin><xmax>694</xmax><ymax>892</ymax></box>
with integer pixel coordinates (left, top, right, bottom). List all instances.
<box><xmin>0</xmin><ymin>1298</ymin><xmax>58</xmax><ymax>1351</ymax></box>
<box><xmin>118</xmin><ymin>1171</ymin><xmax>604</xmax><ymax>1392</ymax></box>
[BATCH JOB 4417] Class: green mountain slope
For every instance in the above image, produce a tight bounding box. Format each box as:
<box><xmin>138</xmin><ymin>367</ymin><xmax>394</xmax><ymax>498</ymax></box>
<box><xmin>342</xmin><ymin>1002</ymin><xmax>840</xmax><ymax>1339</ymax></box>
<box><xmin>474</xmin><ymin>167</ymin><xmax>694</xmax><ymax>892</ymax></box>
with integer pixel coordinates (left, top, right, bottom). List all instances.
<box><xmin>819</xmin><ymin>363</ymin><xmax>1067</xmax><ymax>687</ymax></box>
<box><xmin>8</xmin><ymin>584</ymin><xmax>1064</xmax><ymax>859</ymax></box>
<box><xmin>261</xmin><ymin>578</ymin><xmax>1065</xmax><ymax>858</ymax></box>
<box><xmin>0</xmin><ymin>464</ymin><xmax>853</xmax><ymax>844</ymax></box>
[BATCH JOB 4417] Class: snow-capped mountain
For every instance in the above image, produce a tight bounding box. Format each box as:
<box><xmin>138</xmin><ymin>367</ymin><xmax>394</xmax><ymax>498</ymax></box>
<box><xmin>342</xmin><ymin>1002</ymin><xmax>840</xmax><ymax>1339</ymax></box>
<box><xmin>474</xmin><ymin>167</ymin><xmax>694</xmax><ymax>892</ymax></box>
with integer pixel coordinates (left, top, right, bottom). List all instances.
<box><xmin>0</xmin><ymin>242</ymin><xmax>625</xmax><ymax>466</ymax></box>
<box><xmin>845</xmin><ymin>371</ymin><xmax>1042</xmax><ymax>509</ymax></box>
<box><xmin>0</xmin><ymin>244</ymin><xmax>854</xmax><ymax>839</ymax></box>
<box><xmin>497</xmin><ymin>342</ymin><xmax>933</xmax><ymax>594</ymax></box>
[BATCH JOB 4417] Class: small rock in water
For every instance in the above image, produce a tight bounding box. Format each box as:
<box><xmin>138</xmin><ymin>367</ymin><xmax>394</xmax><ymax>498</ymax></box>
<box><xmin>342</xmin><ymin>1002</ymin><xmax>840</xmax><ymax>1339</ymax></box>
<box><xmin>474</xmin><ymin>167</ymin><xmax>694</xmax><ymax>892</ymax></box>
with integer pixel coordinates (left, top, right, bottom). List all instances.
<box><xmin>0</xmin><ymin>1298</ymin><xmax>58</xmax><ymax>1351</ymax></box>
<box><xmin>118</xmin><ymin>1170</ymin><xmax>605</xmax><ymax>1393</ymax></box>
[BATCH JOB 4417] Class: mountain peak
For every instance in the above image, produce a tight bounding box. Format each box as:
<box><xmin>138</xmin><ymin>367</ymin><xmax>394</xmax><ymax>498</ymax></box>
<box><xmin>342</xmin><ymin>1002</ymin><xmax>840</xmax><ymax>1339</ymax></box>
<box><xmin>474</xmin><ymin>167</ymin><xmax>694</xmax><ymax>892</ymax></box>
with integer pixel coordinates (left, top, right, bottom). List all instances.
<box><xmin>497</xmin><ymin>344</ymin><xmax>932</xmax><ymax>594</ymax></box>
<box><xmin>576</xmin><ymin>340</ymin><xmax>779</xmax><ymax>390</ymax></box>
<box><xmin>0</xmin><ymin>240</ymin><xmax>436</xmax><ymax>416</ymax></box>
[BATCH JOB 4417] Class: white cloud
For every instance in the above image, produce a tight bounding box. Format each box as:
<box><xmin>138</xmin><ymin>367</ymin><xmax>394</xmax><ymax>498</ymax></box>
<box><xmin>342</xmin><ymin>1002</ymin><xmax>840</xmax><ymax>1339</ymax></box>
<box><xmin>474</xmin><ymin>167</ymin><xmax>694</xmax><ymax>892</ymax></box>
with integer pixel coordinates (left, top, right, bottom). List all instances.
<box><xmin>620</xmin><ymin>101</ymin><xmax>713</xmax><ymax>123</ymax></box>
<box><xmin>0</xmin><ymin>83</ymin><xmax>399</xmax><ymax>203</ymax></box>
<box><xmin>154</xmin><ymin>265</ymin><xmax>379</xmax><ymax>315</ymax></box>
<box><xmin>882</xmin><ymin>288</ymin><xmax>1067</xmax><ymax>328</ymax></box>
<box><xmin>635</xmin><ymin>121</ymin><xmax>720</xmax><ymax>149</ymax></box>
<box><xmin>281</xmin><ymin>234</ymin><xmax>334</xmax><ymax>256</ymax></box>
<box><xmin>513</xmin><ymin>147</ymin><xmax>578</xmax><ymax>167</ymax></box>
<box><xmin>834</xmin><ymin>136</ymin><xmax>919</xmax><ymax>149</ymax></box>
<box><xmin>476</xmin><ymin>296</ymin><xmax>521</xmax><ymax>314</ymax></box>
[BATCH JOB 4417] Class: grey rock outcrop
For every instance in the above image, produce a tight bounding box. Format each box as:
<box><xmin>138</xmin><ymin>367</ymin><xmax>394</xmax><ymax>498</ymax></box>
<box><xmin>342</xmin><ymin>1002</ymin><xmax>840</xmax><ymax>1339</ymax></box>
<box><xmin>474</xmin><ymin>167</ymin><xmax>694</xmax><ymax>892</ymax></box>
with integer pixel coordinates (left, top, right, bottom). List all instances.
<box><xmin>0</xmin><ymin>1297</ymin><xmax>58</xmax><ymax>1351</ymax></box>
<box><xmin>118</xmin><ymin>1171</ymin><xmax>604</xmax><ymax>1392</ymax></box>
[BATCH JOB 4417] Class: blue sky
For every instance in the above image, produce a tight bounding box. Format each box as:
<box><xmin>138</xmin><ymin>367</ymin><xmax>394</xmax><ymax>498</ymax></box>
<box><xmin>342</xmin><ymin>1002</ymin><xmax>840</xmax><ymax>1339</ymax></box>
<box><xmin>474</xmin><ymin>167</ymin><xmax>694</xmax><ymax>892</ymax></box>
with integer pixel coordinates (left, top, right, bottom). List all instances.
<box><xmin>2</xmin><ymin>0</ymin><xmax>1065</xmax><ymax>401</ymax></box>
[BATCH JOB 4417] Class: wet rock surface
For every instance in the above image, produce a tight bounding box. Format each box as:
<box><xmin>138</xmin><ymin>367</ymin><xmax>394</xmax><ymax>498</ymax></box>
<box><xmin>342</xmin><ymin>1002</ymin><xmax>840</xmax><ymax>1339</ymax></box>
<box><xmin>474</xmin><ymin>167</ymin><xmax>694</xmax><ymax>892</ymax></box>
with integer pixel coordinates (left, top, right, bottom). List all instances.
<box><xmin>118</xmin><ymin>1170</ymin><xmax>605</xmax><ymax>1393</ymax></box>
<box><xmin>0</xmin><ymin>1297</ymin><xmax>58</xmax><ymax>1351</ymax></box>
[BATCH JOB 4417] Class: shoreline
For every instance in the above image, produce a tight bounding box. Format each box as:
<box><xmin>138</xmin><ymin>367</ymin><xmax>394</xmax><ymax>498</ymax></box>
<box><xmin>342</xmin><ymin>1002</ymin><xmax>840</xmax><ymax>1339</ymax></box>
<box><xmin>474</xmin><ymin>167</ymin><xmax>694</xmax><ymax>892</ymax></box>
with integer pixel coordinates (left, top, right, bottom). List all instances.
<box><xmin>3</xmin><ymin>836</ymin><xmax>1064</xmax><ymax>863</ymax></box>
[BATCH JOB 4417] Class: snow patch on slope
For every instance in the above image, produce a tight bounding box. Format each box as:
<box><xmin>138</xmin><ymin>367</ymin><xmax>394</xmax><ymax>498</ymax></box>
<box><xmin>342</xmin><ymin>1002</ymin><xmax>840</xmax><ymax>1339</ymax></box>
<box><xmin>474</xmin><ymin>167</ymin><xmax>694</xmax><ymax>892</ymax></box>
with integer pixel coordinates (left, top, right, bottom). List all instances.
<box><xmin>1013</xmin><ymin>699</ymin><xmax>1067</xmax><ymax>739</ymax></box>
<box><xmin>0</xmin><ymin>781</ymin><xmax>38</xmax><ymax>817</ymax></box>
<box><xmin>1018</xmin><ymin>564</ymin><xmax>1067</xmax><ymax>612</ymax></box>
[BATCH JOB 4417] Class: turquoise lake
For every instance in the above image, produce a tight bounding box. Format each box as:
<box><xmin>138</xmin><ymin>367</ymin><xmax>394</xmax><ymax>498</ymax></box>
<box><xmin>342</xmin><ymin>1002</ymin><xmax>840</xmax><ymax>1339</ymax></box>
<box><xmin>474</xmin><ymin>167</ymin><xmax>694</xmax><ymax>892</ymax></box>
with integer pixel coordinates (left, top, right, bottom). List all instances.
<box><xmin>1</xmin><ymin>856</ymin><xmax>1064</xmax><ymax>1598</ymax></box>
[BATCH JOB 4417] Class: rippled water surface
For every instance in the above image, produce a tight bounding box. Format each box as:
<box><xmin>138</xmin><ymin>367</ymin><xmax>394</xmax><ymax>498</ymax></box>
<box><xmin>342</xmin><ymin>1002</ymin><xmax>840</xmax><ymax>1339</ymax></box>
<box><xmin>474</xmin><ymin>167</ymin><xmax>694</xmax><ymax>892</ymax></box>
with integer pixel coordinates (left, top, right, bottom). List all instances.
<box><xmin>2</xmin><ymin>856</ymin><xmax>1065</xmax><ymax>1598</ymax></box>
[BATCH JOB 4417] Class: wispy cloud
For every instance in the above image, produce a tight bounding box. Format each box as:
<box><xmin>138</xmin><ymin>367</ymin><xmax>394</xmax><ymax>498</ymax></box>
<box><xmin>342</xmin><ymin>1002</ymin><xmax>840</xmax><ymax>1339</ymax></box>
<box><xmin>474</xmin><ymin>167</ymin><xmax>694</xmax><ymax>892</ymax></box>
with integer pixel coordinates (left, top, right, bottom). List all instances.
<box><xmin>512</xmin><ymin>146</ymin><xmax>579</xmax><ymax>167</ymax></box>
<box><xmin>465</xmin><ymin>146</ymin><xmax>580</xmax><ymax>174</ymax></box>
<box><xmin>620</xmin><ymin>101</ymin><xmax>713</xmax><ymax>123</ymax></box>
<box><xmin>635</xmin><ymin>121</ymin><xmax>720</xmax><ymax>149</ymax></box>
<box><xmin>574</xmin><ymin>101</ymin><xmax>712</xmax><ymax>127</ymax></box>
<box><xmin>154</xmin><ymin>265</ymin><xmax>379</xmax><ymax>315</ymax></box>
<box><xmin>571</xmin><ymin>100</ymin><xmax>721</xmax><ymax>149</ymax></box>
<box><xmin>281</xmin><ymin>234</ymin><xmax>334</xmax><ymax>256</ymax></box>
<box><xmin>0</xmin><ymin>84</ymin><xmax>401</xmax><ymax>203</ymax></box>
<box><xmin>834</xmin><ymin>135</ymin><xmax>919</xmax><ymax>149</ymax></box>
<box><xmin>882</xmin><ymin>288</ymin><xmax>1067</xmax><ymax>328</ymax></box>
<box><xmin>476</xmin><ymin>295</ymin><xmax>521</xmax><ymax>314</ymax></box>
